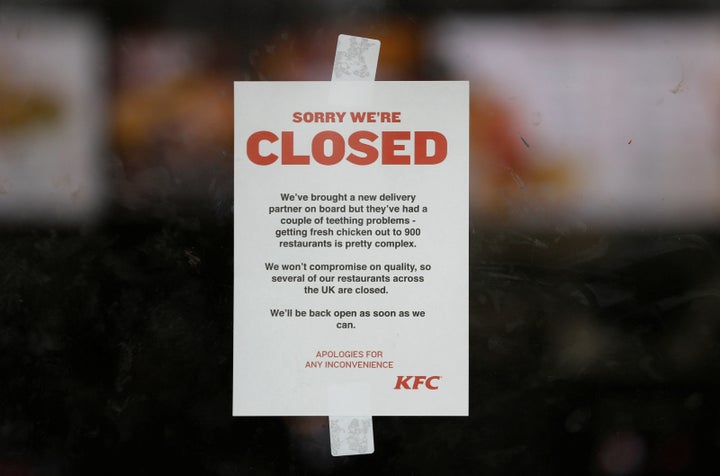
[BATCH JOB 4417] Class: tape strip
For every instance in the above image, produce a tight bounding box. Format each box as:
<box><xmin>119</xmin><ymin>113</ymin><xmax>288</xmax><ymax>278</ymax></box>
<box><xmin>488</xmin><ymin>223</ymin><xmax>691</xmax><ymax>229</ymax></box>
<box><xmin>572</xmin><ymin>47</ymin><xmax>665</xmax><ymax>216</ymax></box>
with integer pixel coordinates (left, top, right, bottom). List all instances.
<box><xmin>328</xmin><ymin>34</ymin><xmax>380</xmax><ymax>457</ymax></box>
<box><xmin>331</xmin><ymin>34</ymin><xmax>381</xmax><ymax>81</ymax></box>
<box><xmin>328</xmin><ymin>382</ymin><xmax>374</xmax><ymax>456</ymax></box>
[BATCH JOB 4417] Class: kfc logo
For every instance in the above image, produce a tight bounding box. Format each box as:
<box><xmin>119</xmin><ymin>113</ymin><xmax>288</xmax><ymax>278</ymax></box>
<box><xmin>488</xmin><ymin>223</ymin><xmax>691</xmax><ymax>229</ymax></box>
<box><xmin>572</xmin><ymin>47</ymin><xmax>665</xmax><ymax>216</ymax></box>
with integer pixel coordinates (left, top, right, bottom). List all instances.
<box><xmin>394</xmin><ymin>376</ymin><xmax>440</xmax><ymax>390</ymax></box>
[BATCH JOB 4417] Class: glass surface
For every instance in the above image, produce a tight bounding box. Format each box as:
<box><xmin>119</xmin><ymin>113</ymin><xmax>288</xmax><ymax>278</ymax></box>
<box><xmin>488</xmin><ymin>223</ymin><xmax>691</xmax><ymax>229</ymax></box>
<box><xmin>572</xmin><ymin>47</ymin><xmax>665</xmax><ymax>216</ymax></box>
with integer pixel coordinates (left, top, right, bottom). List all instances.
<box><xmin>1</xmin><ymin>1</ymin><xmax>719</xmax><ymax>474</ymax></box>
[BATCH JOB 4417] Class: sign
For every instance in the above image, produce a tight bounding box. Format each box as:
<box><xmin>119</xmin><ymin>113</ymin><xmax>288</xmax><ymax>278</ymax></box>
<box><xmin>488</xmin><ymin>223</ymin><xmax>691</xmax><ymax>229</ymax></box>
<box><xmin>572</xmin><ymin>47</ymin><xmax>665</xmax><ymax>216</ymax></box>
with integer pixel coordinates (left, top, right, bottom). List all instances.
<box><xmin>234</xmin><ymin>81</ymin><xmax>468</xmax><ymax>416</ymax></box>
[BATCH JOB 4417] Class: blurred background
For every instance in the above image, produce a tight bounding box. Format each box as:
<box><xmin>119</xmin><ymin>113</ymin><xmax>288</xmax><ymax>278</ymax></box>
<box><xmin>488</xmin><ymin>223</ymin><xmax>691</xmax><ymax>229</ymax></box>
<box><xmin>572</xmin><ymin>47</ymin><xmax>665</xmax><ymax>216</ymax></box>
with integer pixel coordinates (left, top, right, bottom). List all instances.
<box><xmin>1</xmin><ymin>0</ymin><xmax>720</xmax><ymax>474</ymax></box>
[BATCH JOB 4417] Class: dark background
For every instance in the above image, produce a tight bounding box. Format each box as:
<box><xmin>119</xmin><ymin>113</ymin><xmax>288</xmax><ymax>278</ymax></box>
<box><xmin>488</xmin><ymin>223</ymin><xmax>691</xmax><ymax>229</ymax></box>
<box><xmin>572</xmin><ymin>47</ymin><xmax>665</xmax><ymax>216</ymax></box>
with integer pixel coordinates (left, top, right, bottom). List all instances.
<box><xmin>1</xmin><ymin>1</ymin><xmax>720</xmax><ymax>474</ymax></box>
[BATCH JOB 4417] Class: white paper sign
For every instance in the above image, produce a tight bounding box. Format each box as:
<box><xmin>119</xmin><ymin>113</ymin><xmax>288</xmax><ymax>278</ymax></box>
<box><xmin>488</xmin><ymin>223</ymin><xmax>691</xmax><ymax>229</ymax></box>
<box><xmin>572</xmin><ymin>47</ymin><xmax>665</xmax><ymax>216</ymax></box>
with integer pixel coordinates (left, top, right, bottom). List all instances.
<box><xmin>233</xmin><ymin>81</ymin><xmax>468</xmax><ymax>416</ymax></box>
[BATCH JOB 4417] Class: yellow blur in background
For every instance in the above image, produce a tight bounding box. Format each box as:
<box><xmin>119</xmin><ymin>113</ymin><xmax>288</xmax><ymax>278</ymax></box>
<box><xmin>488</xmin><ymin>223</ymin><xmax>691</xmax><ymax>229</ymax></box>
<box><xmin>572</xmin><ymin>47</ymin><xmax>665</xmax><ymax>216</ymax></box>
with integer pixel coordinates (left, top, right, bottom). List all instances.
<box><xmin>1</xmin><ymin>9</ymin><xmax>719</xmax><ymax>230</ymax></box>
